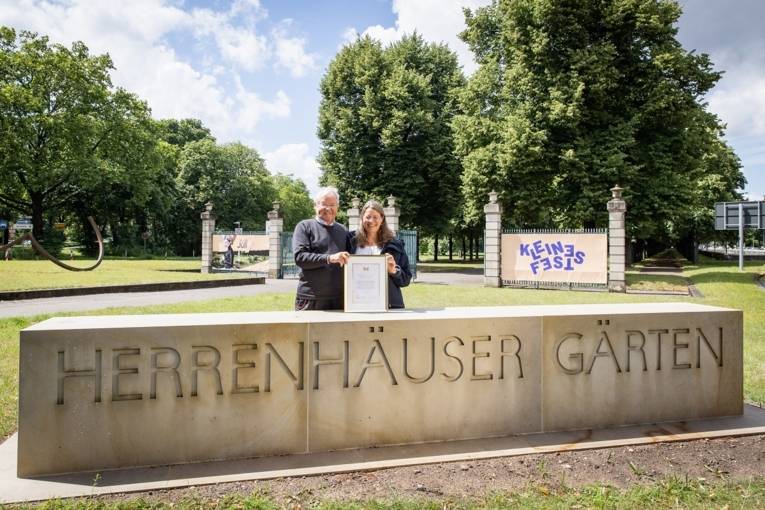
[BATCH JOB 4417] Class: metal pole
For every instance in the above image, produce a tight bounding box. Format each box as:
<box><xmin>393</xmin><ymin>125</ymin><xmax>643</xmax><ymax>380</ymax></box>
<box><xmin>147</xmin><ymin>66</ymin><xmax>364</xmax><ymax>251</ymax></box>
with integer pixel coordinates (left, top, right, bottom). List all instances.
<box><xmin>738</xmin><ymin>202</ymin><xmax>744</xmax><ymax>271</ymax></box>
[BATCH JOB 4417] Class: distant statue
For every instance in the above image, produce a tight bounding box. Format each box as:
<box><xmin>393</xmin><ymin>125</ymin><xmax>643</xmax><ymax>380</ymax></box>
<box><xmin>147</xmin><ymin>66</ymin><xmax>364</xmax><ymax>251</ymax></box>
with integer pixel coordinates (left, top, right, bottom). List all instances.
<box><xmin>223</xmin><ymin>235</ymin><xmax>235</xmax><ymax>269</ymax></box>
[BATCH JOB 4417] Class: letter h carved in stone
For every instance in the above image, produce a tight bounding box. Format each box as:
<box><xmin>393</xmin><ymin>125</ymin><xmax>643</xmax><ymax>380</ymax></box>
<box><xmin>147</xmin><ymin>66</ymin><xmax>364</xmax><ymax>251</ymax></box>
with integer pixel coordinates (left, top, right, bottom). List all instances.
<box><xmin>57</xmin><ymin>349</ymin><xmax>102</xmax><ymax>405</ymax></box>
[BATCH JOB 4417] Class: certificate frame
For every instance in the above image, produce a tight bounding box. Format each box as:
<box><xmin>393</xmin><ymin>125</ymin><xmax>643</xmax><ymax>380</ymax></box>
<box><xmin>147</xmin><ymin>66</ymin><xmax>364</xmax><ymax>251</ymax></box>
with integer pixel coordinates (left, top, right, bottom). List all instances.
<box><xmin>343</xmin><ymin>255</ymin><xmax>389</xmax><ymax>312</ymax></box>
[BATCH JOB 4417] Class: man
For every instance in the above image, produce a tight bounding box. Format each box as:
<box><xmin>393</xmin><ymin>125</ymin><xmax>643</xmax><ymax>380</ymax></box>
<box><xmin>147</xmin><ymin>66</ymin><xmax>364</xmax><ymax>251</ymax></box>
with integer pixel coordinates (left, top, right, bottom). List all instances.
<box><xmin>292</xmin><ymin>187</ymin><xmax>351</xmax><ymax>310</ymax></box>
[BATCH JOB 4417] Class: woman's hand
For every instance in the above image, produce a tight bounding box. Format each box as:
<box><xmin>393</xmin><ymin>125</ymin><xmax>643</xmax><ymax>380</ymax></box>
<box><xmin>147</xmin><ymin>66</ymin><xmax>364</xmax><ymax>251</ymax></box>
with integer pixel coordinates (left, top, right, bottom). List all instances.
<box><xmin>385</xmin><ymin>253</ymin><xmax>397</xmax><ymax>274</ymax></box>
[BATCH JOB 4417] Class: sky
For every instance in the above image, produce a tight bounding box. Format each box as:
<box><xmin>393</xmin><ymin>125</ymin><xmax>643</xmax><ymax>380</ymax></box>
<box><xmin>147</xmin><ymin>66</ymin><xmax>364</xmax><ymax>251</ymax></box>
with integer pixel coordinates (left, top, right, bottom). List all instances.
<box><xmin>1</xmin><ymin>0</ymin><xmax>762</xmax><ymax>201</ymax></box>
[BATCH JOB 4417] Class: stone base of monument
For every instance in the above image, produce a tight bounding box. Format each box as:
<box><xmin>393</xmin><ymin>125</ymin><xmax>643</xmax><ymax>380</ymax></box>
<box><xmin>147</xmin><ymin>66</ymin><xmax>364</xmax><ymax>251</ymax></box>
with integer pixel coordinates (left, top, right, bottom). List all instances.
<box><xmin>2</xmin><ymin>406</ymin><xmax>765</xmax><ymax>503</ymax></box>
<box><xmin>9</xmin><ymin>303</ymin><xmax>747</xmax><ymax>501</ymax></box>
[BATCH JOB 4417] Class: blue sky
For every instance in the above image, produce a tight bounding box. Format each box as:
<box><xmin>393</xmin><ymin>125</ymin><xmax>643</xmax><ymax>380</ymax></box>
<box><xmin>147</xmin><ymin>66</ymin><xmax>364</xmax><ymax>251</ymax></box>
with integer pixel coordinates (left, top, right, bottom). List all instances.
<box><xmin>1</xmin><ymin>0</ymin><xmax>762</xmax><ymax>201</ymax></box>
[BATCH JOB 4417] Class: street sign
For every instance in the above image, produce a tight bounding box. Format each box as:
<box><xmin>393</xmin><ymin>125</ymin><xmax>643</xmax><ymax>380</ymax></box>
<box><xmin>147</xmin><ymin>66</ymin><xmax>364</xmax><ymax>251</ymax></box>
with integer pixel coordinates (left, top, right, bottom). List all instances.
<box><xmin>0</xmin><ymin>219</ymin><xmax>7</xmax><ymax>229</ymax></box>
<box><xmin>714</xmin><ymin>201</ymin><xmax>765</xmax><ymax>230</ymax></box>
<box><xmin>54</xmin><ymin>222</ymin><xmax>66</xmax><ymax>231</ymax></box>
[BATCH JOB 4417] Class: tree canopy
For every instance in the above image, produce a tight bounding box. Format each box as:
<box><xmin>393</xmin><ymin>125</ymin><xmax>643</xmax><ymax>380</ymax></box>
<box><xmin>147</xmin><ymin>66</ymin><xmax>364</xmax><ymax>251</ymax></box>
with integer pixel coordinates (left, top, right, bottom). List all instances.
<box><xmin>453</xmin><ymin>0</ymin><xmax>745</xmax><ymax>245</ymax></box>
<box><xmin>317</xmin><ymin>34</ymin><xmax>465</xmax><ymax>235</ymax></box>
<box><xmin>0</xmin><ymin>26</ymin><xmax>313</xmax><ymax>257</ymax></box>
<box><xmin>0</xmin><ymin>27</ymin><xmax>159</xmax><ymax>239</ymax></box>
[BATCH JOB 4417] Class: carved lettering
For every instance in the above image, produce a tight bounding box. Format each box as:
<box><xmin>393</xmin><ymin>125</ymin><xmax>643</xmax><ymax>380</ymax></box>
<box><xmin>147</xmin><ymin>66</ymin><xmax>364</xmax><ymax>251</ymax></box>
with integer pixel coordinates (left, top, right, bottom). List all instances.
<box><xmin>112</xmin><ymin>348</ymin><xmax>142</xmax><ymax>401</ymax></box>
<box><xmin>265</xmin><ymin>342</ymin><xmax>304</xmax><ymax>392</ymax></box>
<box><xmin>471</xmin><ymin>336</ymin><xmax>493</xmax><ymax>380</ymax></box>
<box><xmin>440</xmin><ymin>336</ymin><xmax>464</xmax><ymax>381</ymax></box>
<box><xmin>312</xmin><ymin>340</ymin><xmax>349</xmax><ymax>389</ymax></box>
<box><xmin>150</xmin><ymin>347</ymin><xmax>182</xmax><ymax>399</ymax></box>
<box><xmin>625</xmin><ymin>330</ymin><xmax>647</xmax><ymax>372</ymax></box>
<box><xmin>232</xmin><ymin>344</ymin><xmax>258</xmax><ymax>394</ymax></box>
<box><xmin>555</xmin><ymin>333</ymin><xmax>583</xmax><ymax>375</ymax></box>
<box><xmin>585</xmin><ymin>332</ymin><xmax>621</xmax><ymax>374</ymax></box>
<box><xmin>499</xmin><ymin>335</ymin><xmax>523</xmax><ymax>379</ymax></box>
<box><xmin>354</xmin><ymin>340</ymin><xmax>398</xmax><ymax>387</ymax></box>
<box><xmin>57</xmin><ymin>349</ymin><xmax>102</xmax><ymax>405</ymax></box>
<box><xmin>649</xmin><ymin>329</ymin><xmax>668</xmax><ymax>370</ymax></box>
<box><xmin>696</xmin><ymin>327</ymin><xmax>723</xmax><ymax>367</ymax></box>
<box><xmin>402</xmin><ymin>337</ymin><xmax>435</xmax><ymax>383</ymax></box>
<box><xmin>672</xmin><ymin>329</ymin><xmax>691</xmax><ymax>369</ymax></box>
<box><xmin>191</xmin><ymin>345</ymin><xmax>223</xmax><ymax>397</ymax></box>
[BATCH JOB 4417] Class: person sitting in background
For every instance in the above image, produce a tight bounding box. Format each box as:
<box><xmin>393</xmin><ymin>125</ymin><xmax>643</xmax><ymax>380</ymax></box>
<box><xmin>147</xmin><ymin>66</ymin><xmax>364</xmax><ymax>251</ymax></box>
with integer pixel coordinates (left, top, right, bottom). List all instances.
<box><xmin>350</xmin><ymin>200</ymin><xmax>411</xmax><ymax>309</ymax></box>
<box><xmin>292</xmin><ymin>187</ymin><xmax>351</xmax><ymax>310</ymax></box>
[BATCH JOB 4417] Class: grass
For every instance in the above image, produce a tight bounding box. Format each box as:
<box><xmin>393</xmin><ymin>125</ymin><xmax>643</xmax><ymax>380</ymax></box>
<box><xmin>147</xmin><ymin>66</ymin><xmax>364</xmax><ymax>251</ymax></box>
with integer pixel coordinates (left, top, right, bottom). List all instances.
<box><xmin>0</xmin><ymin>259</ymin><xmax>254</xmax><ymax>291</ymax></box>
<box><xmin>625</xmin><ymin>272</ymin><xmax>689</xmax><ymax>292</ymax></box>
<box><xmin>0</xmin><ymin>258</ymin><xmax>764</xmax><ymax>508</ymax></box>
<box><xmin>13</xmin><ymin>477</ymin><xmax>765</xmax><ymax>508</ymax></box>
<box><xmin>417</xmin><ymin>261</ymin><xmax>483</xmax><ymax>272</ymax></box>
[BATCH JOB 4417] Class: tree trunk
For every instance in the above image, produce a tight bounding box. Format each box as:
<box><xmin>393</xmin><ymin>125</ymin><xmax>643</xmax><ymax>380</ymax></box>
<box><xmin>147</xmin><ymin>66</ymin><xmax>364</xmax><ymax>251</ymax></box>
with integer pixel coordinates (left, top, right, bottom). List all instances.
<box><xmin>434</xmin><ymin>234</ymin><xmax>438</xmax><ymax>262</ymax></box>
<box><xmin>31</xmin><ymin>192</ymin><xmax>44</xmax><ymax>239</ymax></box>
<box><xmin>462</xmin><ymin>236</ymin><xmax>466</xmax><ymax>261</ymax></box>
<box><xmin>416</xmin><ymin>233</ymin><xmax>420</xmax><ymax>262</ymax></box>
<box><xmin>448</xmin><ymin>235</ymin><xmax>453</xmax><ymax>261</ymax></box>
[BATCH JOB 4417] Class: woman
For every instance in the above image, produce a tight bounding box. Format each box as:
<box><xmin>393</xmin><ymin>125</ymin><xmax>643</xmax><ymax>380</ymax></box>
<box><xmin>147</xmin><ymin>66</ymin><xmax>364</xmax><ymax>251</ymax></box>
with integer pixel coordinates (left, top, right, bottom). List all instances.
<box><xmin>350</xmin><ymin>200</ymin><xmax>412</xmax><ymax>309</ymax></box>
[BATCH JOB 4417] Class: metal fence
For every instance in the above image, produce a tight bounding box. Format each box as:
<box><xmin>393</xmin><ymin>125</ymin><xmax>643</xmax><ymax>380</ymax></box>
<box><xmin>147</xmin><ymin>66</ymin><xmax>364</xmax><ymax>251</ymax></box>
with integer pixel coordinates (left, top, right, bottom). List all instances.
<box><xmin>279</xmin><ymin>231</ymin><xmax>298</xmax><ymax>279</ymax></box>
<box><xmin>397</xmin><ymin>229</ymin><xmax>418</xmax><ymax>279</ymax></box>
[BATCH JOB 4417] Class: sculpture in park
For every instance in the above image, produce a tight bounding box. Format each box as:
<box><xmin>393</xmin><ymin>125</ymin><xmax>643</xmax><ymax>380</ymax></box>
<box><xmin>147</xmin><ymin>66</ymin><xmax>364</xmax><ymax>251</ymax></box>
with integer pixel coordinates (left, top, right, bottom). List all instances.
<box><xmin>0</xmin><ymin>216</ymin><xmax>104</xmax><ymax>271</ymax></box>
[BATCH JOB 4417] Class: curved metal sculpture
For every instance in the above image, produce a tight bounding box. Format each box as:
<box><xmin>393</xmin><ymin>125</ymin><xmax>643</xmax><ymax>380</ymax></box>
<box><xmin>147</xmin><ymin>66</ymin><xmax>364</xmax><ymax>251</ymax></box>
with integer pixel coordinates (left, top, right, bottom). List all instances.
<box><xmin>1</xmin><ymin>216</ymin><xmax>104</xmax><ymax>271</ymax></box>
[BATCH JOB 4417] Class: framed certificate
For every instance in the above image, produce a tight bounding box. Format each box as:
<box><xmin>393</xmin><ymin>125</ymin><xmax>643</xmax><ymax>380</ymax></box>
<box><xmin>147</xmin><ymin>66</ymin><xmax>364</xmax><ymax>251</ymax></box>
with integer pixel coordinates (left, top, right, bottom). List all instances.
<box><xmin>344</xmin><ymin>255</ymin><xmax>388</xmax><ymax>312</ymax></box>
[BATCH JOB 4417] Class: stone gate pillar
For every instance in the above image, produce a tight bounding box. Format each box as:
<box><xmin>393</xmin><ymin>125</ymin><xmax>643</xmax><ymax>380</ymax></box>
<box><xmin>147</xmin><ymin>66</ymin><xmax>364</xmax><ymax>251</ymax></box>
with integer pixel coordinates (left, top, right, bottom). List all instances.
<box><xmin>267</xmin><ymin>202</ymin><xmax>283</xmax><ymax>279</ymax></box>
<box><xmin>384</xmin><ymin>195</ymin><xmax>400</xmax><ymax>235</ymax></box>
<box><xmin>200</xmin><ymin>202</ymin><xmax>216</xmax><ymax>274</ymax></box>
<box><xmin>608</xmin><ymin>185</ymin><xmax>627</xmax><ymax>292</ymax></box>
<box><xmin>484</xmin><ymin>191</ymin><xmax>502</xmax><ymax>287</ymax></box>
<box><xmin>347</xmin><ymin>197</ymin><xmax>361</xmax><ymax>233</ymax></box>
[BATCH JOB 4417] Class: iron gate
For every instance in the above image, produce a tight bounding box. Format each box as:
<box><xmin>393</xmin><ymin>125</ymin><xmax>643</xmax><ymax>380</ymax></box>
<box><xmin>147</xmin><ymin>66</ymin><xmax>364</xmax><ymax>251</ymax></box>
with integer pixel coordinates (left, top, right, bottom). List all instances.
<box><xmin>279</xmin><ymin>231</ymin><xmax>298</xmax><ymax>279</ymax></box>
<box><xmin>397</xmin><ymin>229</ymin><xmax>417</xmax><ymax>279</ymax></box>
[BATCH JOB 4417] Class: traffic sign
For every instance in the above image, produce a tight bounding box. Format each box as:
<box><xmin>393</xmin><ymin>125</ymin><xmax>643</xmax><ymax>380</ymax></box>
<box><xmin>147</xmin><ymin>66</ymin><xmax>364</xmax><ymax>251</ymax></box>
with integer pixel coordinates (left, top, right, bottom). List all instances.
<box><xmin>714</xmin><ymin>201</ymin><xmax>765</xmax><ymax>230</ymax></box>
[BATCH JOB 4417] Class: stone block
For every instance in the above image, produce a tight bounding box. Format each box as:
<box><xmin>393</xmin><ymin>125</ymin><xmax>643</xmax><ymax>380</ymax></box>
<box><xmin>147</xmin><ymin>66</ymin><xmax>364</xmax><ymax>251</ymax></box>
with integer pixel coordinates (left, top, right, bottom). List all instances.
<box><xmin>18</xmin><ymin>318</ymin><xmax>310</xmax><ymax>476</ymax></box>
<box><xmin>18</xmin><ymin>304</ymin><xmax>742</xmax><ymax>476</ymax></box>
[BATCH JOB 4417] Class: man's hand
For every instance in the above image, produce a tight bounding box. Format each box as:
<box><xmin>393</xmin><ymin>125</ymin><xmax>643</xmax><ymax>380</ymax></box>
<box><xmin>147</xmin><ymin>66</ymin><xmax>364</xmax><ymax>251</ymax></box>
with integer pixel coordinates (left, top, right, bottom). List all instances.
<box><xmin>328</xmin><ymin>251</ymin><xmax>350</xmax><ymax>266</ymax></box>
<box><xmin>385</xmin><ymin>253</ymin><xmax>397</xmax><ymax>274</ymax></box>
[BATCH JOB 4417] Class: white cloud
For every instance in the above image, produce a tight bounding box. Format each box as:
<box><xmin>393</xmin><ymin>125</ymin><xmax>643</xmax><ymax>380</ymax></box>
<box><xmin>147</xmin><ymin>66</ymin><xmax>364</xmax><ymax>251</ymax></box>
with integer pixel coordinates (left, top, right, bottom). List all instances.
<box><xmin>0</xmin><ymin>0</ymin><xmax>308</xmax><ymax>150</ymax></box>
<box><xmin>354</xmin><ymin>0</ymin><xmax>491</xmax><ymax>74</ymax></box>
<box><xmin>264</xmin><ymin>144</ymin><xmax>321</xmax><ymax>195</ymax></box>
<box><xmin>233</xmin><ymin>77</ymin><xmax>291</xmax><ymax>134</ymax></box>
<box><xmin>340</xmin><ymin>27</ymin><xmax>359</xmax><ymax>48</ymax></box>
<box><xmin>272</xmin><ymin>20</ymin><xmax>317</xmax><ymax>77</ymax></box>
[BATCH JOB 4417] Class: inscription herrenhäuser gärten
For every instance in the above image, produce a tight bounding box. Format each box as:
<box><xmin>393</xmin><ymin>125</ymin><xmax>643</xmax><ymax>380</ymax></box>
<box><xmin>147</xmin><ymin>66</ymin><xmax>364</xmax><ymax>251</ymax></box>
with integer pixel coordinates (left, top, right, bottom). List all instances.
<box><xmin>53</xmin><ymin>325</ymin><xmax>725</xmax><ymax>405</ymax></box>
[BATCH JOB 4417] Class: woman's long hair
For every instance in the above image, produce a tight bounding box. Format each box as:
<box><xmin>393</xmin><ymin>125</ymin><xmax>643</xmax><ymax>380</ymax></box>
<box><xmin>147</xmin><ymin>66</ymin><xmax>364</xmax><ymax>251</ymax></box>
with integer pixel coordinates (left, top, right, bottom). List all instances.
<box><xmin>356</xmin><ymin>200</ymin><xmax>395</xmax><ymax>247</ymax></box>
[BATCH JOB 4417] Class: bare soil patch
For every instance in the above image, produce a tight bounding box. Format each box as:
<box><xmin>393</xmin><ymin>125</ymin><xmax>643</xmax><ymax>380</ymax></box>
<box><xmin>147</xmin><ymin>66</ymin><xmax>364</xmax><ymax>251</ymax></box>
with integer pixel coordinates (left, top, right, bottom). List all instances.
<box><xmin>102</xmin><ymin>434</ymin><xmax>765</xmax><ymax>505</ymax></box>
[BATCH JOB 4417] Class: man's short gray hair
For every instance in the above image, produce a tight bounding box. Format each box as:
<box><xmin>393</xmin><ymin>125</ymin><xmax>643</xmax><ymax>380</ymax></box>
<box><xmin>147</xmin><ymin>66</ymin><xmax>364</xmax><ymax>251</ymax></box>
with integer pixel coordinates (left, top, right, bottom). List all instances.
<box><xmin>314</xmin><ymin>186</ymin><xmax>340</xmax><ymax>205</ymax></box>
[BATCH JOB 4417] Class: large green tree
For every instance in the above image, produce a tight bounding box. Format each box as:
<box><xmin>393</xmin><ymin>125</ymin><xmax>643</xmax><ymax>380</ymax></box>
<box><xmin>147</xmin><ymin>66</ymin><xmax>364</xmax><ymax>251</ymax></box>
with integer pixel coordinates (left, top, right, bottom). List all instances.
<box><xmin>0</xmin><ymin>27</ymin><xmax>161</xmax><ymax>239</ymax></box>
<box><xmin>171</xmin><ymin>140</ymin><xmax>275</xmax><ymax>254</ymax></box>
<box><xmin>454</xmin><ymin>0</ymin><xmax>744</xmax><ymax>246</ymax></box>
<box><xmin>318</xmin><ymin>34</ymin><xmax>465</xmax><ymax>235</ymax></box>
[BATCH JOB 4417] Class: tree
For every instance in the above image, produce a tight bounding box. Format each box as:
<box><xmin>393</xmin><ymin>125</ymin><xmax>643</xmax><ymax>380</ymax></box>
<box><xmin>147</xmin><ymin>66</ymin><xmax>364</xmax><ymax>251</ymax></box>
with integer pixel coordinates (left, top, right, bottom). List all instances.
<box><xmin>0</xmin><ymin>27</ymin><xmax>160</xmax><ymax>239</ymax></box>
<box><xmin>318</xmin><ymin>34</ymin><xmax>465</xmax><ymax>235</ymax></box>
<box><xmin>271</xmin><ymin>174</ymin><xmax>314</xmax><ymax>231</ymax></box>
<box><xmin>157</xmin><ymin>118</ymin><xmax>214</xmax><ymax>147</ymax></box>
<box><xmin>172</xmin><ymin>140</ymin><xmax>275</xmax><ymax>254</ymax></box>
<box><xmin>454</xmin><ymin>0</ymin><xmax>744</xmax><ymax>247</ymax></box>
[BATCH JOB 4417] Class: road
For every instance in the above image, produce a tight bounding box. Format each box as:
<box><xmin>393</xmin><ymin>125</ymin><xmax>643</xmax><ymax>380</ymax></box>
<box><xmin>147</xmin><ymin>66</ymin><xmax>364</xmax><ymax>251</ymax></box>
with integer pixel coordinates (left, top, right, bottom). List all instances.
<box><xmin>0</xmin><ymin>271</ymin><xmax>483</xmax><ymax>318</ymax></box>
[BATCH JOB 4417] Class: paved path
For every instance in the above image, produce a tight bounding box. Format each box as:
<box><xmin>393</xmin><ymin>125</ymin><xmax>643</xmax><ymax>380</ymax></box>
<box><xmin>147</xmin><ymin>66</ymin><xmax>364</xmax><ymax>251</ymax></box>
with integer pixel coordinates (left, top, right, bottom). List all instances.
<box><xmin>0</xmin><ymin>272</ymin><xmax>483</xmax><ymax>318</ymax></box>
<box><xmin>0</xmin><ymin>279</ymin><xmax>299</xmax><ymax>318</ymax></box>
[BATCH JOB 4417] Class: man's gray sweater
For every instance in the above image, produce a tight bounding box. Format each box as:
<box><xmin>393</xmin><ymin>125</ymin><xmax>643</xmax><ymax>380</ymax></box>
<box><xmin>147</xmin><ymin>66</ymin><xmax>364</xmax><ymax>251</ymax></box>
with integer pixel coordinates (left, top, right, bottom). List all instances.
<box><xmin>292</xmin><ymin>219</ymin><xmax>350</xmax><ymax>300</ymax></box>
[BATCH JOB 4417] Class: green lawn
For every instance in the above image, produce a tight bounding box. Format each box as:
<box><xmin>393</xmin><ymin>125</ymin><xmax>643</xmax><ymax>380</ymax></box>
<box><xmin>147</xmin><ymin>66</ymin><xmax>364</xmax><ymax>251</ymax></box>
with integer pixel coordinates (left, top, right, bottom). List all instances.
<box><xmin>0</xmin><ymin>259</ymin><xmax>253</xmax><ymax>291</ymax></box>
<box><xmin>14</xmin><ymin>477</ymin><xmax>765</xmax><ymax>509</ymax></box>
<box><xmin>1</xmin><ymin>259</ymin><xmax>764</xmax><ymax>508</ymax></box>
